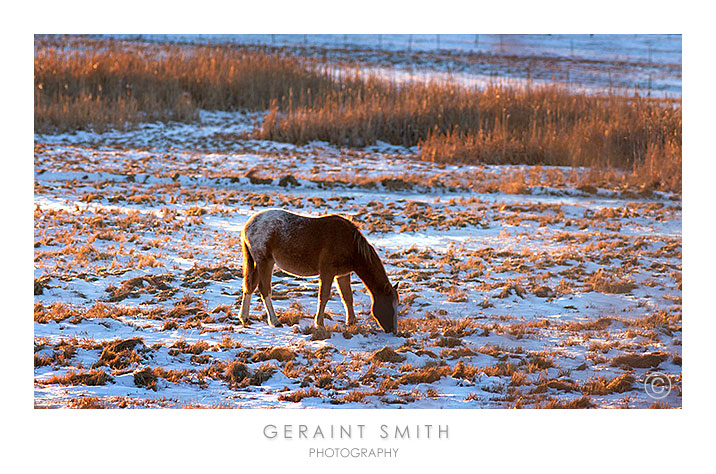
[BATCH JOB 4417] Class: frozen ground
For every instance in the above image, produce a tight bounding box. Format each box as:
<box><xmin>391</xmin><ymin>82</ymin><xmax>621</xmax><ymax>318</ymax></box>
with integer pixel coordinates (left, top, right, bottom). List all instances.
<box><xmin>34</xmin><ymin>110</ymin><xmax>681</xmax><ymax>408</ymax></box>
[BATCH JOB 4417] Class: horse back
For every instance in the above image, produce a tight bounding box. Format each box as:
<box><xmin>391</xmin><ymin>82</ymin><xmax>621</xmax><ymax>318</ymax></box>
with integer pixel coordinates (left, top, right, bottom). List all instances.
<box><xmin>242</xmin><ymin>209</ymin><xmax>358</xmax><ymax>277</ymax></box>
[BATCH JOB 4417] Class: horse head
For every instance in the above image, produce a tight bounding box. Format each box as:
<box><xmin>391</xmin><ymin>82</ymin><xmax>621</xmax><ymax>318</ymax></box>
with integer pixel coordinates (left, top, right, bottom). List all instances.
<box><xmin>372</xmin><ymin>282</ymin><xmax>400</xmax><ymax>333</ymax></box>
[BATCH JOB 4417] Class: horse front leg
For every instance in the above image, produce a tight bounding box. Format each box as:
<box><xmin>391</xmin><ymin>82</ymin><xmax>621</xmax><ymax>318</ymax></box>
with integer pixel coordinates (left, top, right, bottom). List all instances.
<box><xmin>336</xmin><ymin>274</ymin><xmax>356</xmax><ymax>326</ymax></box>
<box><xmin>314</xmin><ymin>273</ymin><xmax>333</xmax><ymax>328</ymax></box>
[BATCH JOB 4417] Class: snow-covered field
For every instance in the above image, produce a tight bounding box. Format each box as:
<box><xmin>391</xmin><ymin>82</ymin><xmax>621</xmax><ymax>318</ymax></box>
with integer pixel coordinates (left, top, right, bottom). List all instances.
<box><xmin>34</xmin><ymin>106</ymin><xmax>682</xmax><ymax>408</ymax></box>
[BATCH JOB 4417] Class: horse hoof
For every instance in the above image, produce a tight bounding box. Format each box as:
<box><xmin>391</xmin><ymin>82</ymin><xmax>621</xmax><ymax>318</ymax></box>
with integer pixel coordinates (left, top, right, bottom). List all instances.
<box><xmin>269</xmin><ymin>321</ymin><xmax>283</xmax><ymax>328</ymax></box>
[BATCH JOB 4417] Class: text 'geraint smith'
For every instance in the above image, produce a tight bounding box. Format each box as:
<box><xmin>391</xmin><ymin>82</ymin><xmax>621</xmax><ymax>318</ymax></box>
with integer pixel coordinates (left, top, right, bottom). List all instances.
<box><xmin>263</xmin><ymin>424</ymin><xmax>449</xmax><ymax>440</ymax></box>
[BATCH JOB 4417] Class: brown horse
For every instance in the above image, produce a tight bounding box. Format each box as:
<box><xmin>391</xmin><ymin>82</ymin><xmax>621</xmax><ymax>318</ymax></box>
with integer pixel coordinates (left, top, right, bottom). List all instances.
<box><xmin>239</xmin><ymin>209</ymin><xmax>399</xmax><ymax>332</ymax></box>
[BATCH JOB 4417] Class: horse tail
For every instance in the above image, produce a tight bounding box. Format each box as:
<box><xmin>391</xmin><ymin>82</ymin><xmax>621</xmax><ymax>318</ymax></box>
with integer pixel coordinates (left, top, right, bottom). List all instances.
<box><xmin>241</xmin><ymin>232</ymin><xmax>256</xmax><ymax>293</ymax></box>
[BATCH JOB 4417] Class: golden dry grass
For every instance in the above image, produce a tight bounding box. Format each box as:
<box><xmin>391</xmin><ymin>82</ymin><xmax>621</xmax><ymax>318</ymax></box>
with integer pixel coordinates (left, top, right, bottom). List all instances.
<box><xmin>35</xmin><ymin>36</ymin><xmax>681</xmax><ymax>192</ymax></box>
<box><xmin>35</xmin><ymin>36</ymin><xmax>334</xmax><ymax>133</ymax></box>
<box><xmin>252</xmin><ymin>347</ymin><xmax>296</xmax><ymax>363</ymax></box>
<box><xmin>372</xmin><ymin>346</ymin><xmax>407</xmax><ymax>363</ymax></box>
<box><xmin>39</xmin><ymin>369</ymin><xmax>111</xmax><ymax>386</ymax></box>
<box><xmin>278</xmin><ymin>387</ymin><xmax>322</xmax><ymax>402</ymax></box>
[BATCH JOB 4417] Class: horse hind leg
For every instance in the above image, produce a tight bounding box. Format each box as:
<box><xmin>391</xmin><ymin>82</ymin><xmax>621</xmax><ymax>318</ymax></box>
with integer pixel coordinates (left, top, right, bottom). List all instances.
<box><xmin>257</xmin><ymin>259</ymin><xmax>281</xmax><ymax>327</ymax></box>
<box><xmin>239</xmin><ymin>241</ymin><xmax>259</xmax><ymax>324</ymax></box>
<box><xmin>336</xmin><ymin>274</ymin><xmax>356</xmax><ymax>326</ymax></box>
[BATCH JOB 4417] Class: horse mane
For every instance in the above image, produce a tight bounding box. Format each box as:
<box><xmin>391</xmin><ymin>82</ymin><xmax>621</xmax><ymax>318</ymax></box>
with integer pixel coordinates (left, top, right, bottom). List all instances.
<box><xmin>353</xmin><ymin>227</ymin><xmax>392</xmax><ymax>293</ymax></box>
<box><xmin>354</xmin><ymin>229</ymin><xmax>378</xmax><ymax>264</ymax></box>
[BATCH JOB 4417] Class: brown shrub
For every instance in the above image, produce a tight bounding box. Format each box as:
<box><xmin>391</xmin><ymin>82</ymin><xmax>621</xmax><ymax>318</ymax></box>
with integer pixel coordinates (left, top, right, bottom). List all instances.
<box><xmin>40</xmin><ymin>369</ymin><xmax>110</xmax><ymax>386</ymax></box>
<box><xmin>581</xmin><ymin>373</ymin><xmax>635</xmax><ymax>395</ymax></box>
<box><xmin>397</xmin><ymin>365</ymin><xmax>451</xmax><ymax>385</ymax></box>
<box><xmin>315</xmin><ymin>373</ymin><xmax>333</xmax><ymax>389</ymax></box>
<box><xmin>565</xmin><ymin>317</ymin><xmax>615</xmax><ymax>332</ymax></box>
<box><xmin>334</xmin><ymin>391</ymin><xmax>373</xmax><ymax>404</ymax></box>
<box><xmin>278</xmin><ymin>388</ymin><xmax>322</xmax><ymax>403</ymax></box>
<box><xmin>187</xmin><ymin>340</ymin><xmax>211</xmax><ymax>355</ymax></box>
<box><xmin>441</xmin><ymin>347</ymin><xmax>478</xmax><ymax>359</ymax></box>
<box><xmin>526</xmin><ymin>352</ymin><xmax>555</xmax><ymax>370</ymax></box>
<box><xmin>451</xmin><ymin>361</ymin><xmax>479</xmax><ymax>381</ymax></box>
<box><xmin>224</xmin><ymin>361</ymin><xmax>250</xmax><ymax>387</ymax></box>
<box><xmin>372</xmin><ymin>347</ymin><xmax>407</xmax><ymax>363</ymax></box>
<box><xmin>34</xmin><ymin>302</ymin><xmax>77</xmax><ymax>324</ymax></box>
<box><xmin>246</xmin><ymin>363</ymin><xmax>277</xmax><ymax>386</ymax></box>
<box><xmin>67</xmin><ymin>396</ymin><xmax>110</xmax><ymax>409</ymax></box>
<box><xmin>648</xmin><ymin>401</ymin><xmax>672</xmax><ymax>409</ymax></box>
<box><xmin>533</xmin><ymin>379</ymin><xmax>578</xmax><ymax>393</ymax></box>
<box><xmin>94</xmin><ymin>338</ymin><xmax>144</xmax><ymax>369</ymax></box>
<box><xmin>611</xmin><ymin>352</ymin><xmax>668</xmax><ymax>369</ymax></box>
<box><xmin>585</xmin><ymin>269</ymin><xmax>637</xmax><ymax>294</ymax></box>
<box><xmin>435</xmin><ymin>336</ymin><xmax>462</xmax><ymax>348</ymax></box>
<box><xmin>252</xmin><ymin>347</ymin><xmax>296</xmax><ymax>363</ymax></box>
<box><xmin>303</xmin><ymin>325</ymin><xmax>332</xmax><ymax>341</ymax></box>
<box><xmin>133</xmin><ymin>367</ymin><xmax>158</xmax><ymax>391</ymax></box>
<box><xmin>482</xmin><ymin>362</ymin><xmax>519</xmax><ymax>378</ymax></box>
<box><xmin>543</xmin><ymin>395</ymin><xmax>595</xmax><ymax>409</ymax></box>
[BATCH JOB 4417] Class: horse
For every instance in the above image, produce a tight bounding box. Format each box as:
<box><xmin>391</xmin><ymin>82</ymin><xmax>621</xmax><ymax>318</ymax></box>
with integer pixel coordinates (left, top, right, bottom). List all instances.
<box><xmin>238</xmin><ymin>209</ymin><xmax>399</xmax><ymax>333</ymax></box>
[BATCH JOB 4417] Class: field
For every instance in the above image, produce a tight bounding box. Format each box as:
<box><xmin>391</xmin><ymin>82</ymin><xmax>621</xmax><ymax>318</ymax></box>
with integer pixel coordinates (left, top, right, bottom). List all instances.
<box><xmin>34</xmin><ymin>36</ymin><xmax>682</xmax><ymax>409</ymax></box>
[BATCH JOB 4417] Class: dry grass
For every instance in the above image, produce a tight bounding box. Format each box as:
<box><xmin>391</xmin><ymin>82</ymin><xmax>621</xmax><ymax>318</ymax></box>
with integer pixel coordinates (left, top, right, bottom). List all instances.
<box><xmin>397</xmin><ymin>365</ymin><xmax>451</xmax><ymax>385</ymax></box>
<box><xmin>93</xmin><ymin>337</ymin><xmax>144</xmax><ymax>370</ymax></box>
<box><xmin>252</xmin><ymin>346</ymin><xmax>296</xmax><ymax>363</ymax></box>
<box><xmin>67</xmin><ymin>396</ymin><xmax>110</xmax><ymax>409</ymax></box>
<box><xmin>39</xmin><ymin>369</ymin><xmax>111</xmax><ymax>386</ymax></box>
<box><xmin>278</xmin><ymin>387</ymin><xmax>322</xmax><ymax>402</ymax></box>
<box><xmin>35</xmin><ymin>36</ymin><xmax>334</xmax><ymax>133</ymax></box>
<box><xmin>580</xmin><ymin>373</ymin><xmax>635</xmax><ymax>395</ymax></box>
<box><xmin>585</xmin><ymin>269</ymin><xmax>638</xmax><ymax>294</ymax></box>
<box><xmin>611</xmin><ymin>352</ymin><xmax>668</xmax><ymax>369</ymax></box>
<box><xmin>372</xmin><ymin>346</ymin><xmax>407</xmax><ymax>363</ymax></box>
<box><xmin>36</xmin><ymin>36</ymin><xmax>681</xmax><ymax>192</ymax></box>
<box><xmin>133</xmin><ymin>367</ymin><xmax>158</xmax><ymax>391</ymax></box>
<box><xmin>224</xmin><ymin>361</ymin><xmax>250</xmax><ymax>387</ymax></box>
<box><xmin>542</xmin><ymin>395</ymin><xmax>596</xmax><ymax>409</ymax></box>
<box><xmin>260</xmin><ymin>78</ymin><xmax>680</xmax><ymax>191</ymax></box>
